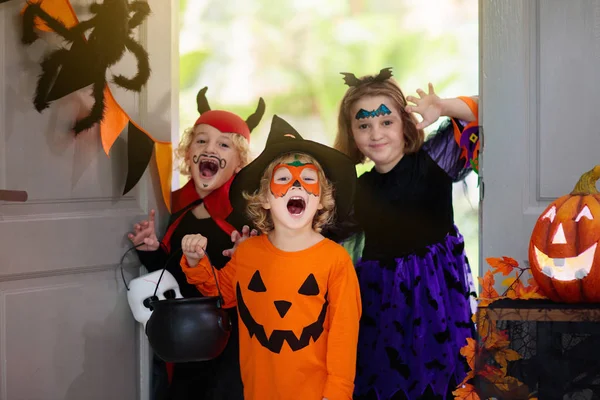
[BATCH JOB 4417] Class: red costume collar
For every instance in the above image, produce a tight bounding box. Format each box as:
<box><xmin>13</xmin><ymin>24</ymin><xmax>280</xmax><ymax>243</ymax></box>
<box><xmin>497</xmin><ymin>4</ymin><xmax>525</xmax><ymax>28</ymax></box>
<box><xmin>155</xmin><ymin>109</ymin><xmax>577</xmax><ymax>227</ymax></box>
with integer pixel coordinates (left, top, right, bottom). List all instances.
<box><xmin>160</xmin><ymin>177</ymin><xmax>236</xmax><ymax>252</ymax></box>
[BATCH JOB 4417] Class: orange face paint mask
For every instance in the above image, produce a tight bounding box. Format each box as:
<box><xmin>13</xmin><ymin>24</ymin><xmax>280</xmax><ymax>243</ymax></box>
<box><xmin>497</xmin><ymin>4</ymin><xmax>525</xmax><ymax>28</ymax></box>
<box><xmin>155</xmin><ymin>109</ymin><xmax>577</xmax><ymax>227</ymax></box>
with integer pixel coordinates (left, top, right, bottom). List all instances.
<box><xmin>270</xmin><ymin>162</ymin><xmax>320</xmax><ymax>198</ymax></box>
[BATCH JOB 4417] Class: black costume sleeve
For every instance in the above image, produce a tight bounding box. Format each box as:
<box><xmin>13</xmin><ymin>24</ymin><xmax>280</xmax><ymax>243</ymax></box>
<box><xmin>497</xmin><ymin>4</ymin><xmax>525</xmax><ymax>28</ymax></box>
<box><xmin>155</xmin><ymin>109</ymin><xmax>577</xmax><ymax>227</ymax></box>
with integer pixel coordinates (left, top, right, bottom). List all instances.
<box><xmin>227</xmin><ymin>208</ymin><xmax>257</xmax><ymax>233</ymax></box>
<box><xmin>322</xmin><ymin>206</ymin><xmax>362</xmax><ymax>244</ymax></box>
<box><xmin>136</xmin><ymin>247</ymin><xmax>169</xmax><ymax>272</ymax></box>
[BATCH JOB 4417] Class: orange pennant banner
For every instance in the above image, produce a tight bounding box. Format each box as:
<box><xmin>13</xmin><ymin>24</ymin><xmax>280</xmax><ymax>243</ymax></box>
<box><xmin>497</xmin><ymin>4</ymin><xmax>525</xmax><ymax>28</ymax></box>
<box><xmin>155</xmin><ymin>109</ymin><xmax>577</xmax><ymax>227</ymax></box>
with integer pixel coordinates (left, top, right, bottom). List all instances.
<box><xmin>22</xmin><ymin>0</ymin><xmax>79</xmax><ymax>30</ymax></box>
<box><xmin>101</xmin><ymin>86</ymin><xmax>129</xmax><ymax>155</ymax></box>
<box><xmin>154</xmin><ymin>142</ymin><xmax>173</xmax><ymax>212</ymax></box>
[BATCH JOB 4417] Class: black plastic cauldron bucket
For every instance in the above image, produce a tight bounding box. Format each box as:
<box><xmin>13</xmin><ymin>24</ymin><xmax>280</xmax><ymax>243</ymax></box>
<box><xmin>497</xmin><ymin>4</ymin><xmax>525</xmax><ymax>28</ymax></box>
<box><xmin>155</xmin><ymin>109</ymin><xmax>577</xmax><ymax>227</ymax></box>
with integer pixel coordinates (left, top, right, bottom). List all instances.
<box><xmin>133</xmin><ymin>241</ymin><xmax>232</xmax><ymax>363</ymax></box>
<box><xmin>146</xmin><ymin>296</ymin><xmax>232</xmax><ymax>363</ymax></box>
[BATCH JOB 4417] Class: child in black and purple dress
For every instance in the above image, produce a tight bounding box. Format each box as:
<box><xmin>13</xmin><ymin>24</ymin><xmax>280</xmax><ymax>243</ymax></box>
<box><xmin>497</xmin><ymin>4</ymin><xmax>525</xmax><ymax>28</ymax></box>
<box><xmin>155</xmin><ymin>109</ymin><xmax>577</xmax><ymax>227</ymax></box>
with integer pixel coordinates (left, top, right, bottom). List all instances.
<box><xmin>332</xmin><ymin>68</ymin><xmax>479</xmax><ymax>400</ymax></box>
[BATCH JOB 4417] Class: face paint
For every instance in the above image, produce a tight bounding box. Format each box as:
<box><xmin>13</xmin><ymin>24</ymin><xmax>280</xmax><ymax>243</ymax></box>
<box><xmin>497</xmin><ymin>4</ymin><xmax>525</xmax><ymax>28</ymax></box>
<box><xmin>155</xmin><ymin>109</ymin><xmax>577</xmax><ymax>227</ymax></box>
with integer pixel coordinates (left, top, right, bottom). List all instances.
<box><xmin>355</xmin><ymin>103</ymin><xmax>392</xmax><ymax>120</ymax></box>
<box><xmin>193</xmin><ymin>154</ymin><xmax>227</xmax><ymax>169</ymax></box>
<box><xmin>270</xmin><ymin>162</ymin><xmax>320</xmax><ymax>198</ymax></box>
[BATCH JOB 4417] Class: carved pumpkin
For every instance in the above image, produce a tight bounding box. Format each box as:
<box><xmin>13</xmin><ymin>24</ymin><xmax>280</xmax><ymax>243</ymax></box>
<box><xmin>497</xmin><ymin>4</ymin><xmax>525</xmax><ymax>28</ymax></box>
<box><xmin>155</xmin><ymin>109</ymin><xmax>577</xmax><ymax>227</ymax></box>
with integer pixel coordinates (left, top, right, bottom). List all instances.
<box><xmin>529</xmin><ymin>165</ymin><xmax>600</xmax><ymax>302</ymax></box>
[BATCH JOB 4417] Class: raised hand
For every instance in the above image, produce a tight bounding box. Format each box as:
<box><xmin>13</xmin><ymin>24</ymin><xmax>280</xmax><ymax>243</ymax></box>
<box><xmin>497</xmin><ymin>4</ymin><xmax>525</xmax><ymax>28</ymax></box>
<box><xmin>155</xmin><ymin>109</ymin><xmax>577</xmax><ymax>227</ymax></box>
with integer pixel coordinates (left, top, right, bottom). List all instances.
<box><xmin>128</xmin><ymin>209</ymin><xmax>159</xmax><ymax>251</ymax></box>
<box><xmin>182</xmin><ymin>234</ymin><xmax>208</xmax><ymax>267</ymax></box>
<box><xmin>222</xmin><ymin>225</ymin><xmax>258</xmax><ymax>257</ymax></box>
<box><xmin>405</xmin><ymin>82</ymin><xmax>442</xmax><ymax>130</ymax></box>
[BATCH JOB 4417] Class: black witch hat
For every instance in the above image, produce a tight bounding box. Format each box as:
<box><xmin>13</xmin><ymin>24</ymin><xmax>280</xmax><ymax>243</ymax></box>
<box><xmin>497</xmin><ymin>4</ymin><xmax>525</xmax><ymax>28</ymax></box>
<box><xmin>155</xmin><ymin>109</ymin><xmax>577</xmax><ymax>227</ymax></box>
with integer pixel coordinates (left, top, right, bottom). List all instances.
<box><xmin>229</xmin><ymin>115</ymin><xmax>356</xmax><ymax>219</ymax></box>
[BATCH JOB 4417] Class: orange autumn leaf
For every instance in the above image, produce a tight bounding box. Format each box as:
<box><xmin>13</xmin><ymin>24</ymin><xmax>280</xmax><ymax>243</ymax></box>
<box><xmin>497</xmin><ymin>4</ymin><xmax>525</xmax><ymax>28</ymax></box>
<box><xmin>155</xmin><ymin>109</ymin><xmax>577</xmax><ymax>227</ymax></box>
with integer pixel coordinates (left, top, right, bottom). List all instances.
<box><xmin>479</xmin><ymin>364</ymin><xmax>506</xmax><ymax>380</ymax></box>
<box><xmin>477</xmin><ymin>298</ymin><xmax>491</xmax><ymax>307</ymax></box>
<box><xmin>517</xmin><ymin>277</ymin><xmax>548</xmax><ymax>299</ymax></box>
<box><xmin>516</xmin><ymin>282</ymin><xmax>547</xmax><ymax>299</ymax></box>
<box><xmin>494</xmin><ymin>347</ymin><xmax>521</xmax><ymax>368</ymax></box>
<box><xmin>496</xmin><ymin>329</ymin><xmax>509</xmax><ymax>341</ymax></box>
<box><xmin>484</xmin><ymin>331</ymin><xmax>510</xmax><ymax>350</ymax></box>
<box><xmin>452</xmin><ymin>383</ymin><xmax>480</xmax><ymax>400</ymax></box>
<box><xmin>494</xmin><ymin>375</ymin><xmax>526</xmax><ymax>392</ymax></box>
<box><xmin>505</xmin><ymin>275</ymin><xmax>524</xmax><ymax>299</ymax></box>
<box><xmin>478</xmin><ymin>270</ymin><xmax>499</xmax><ymax>299</ymax></box>
<box><xmin>487</xmin><ymin>256</ymin><xmax>518</xmax><ymax>276</ymax></box>
<box><xmin>459</xmin><ymin>370</ymin><xmax>475</xmax><ymax>387</ymax></box>
<box><xmin>475</xmin><ymin>309</ymin><xmax>495</xmax><ymax>337</ymax></box>
<box><xmin>460</xmin><ymin>338</ymin><xmax>477</xmax><ymax>370</ymax></box>
<box><xmin>501</xmin><ymin>276</ymin><xmax>517</xmax><ymax>287</ymax></box>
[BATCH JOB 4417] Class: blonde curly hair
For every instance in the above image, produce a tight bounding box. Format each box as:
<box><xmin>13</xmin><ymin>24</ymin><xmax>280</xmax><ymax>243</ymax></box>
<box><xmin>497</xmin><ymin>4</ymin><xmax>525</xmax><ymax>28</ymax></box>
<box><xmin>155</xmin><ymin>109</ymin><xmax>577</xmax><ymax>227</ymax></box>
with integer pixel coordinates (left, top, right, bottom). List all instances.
<box><xmin>243</xmin><ymin>152</ymin><xmax>336</xmax><ymax>234</ymax></box>
<box><xmin>175</xmin><ymin>126</ymin><xmax>251</xmax><ymax>177</ymax></box>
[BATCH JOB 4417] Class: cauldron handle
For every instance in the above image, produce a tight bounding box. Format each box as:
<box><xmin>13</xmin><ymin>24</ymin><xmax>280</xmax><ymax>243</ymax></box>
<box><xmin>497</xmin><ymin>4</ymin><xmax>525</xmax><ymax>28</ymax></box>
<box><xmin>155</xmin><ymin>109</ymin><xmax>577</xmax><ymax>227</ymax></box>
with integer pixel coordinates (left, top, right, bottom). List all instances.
<box><xmin>207</xmin><ymin>254</ymin><xmax>227</xmax><ymax>309</ymax></box>
<box><xmin>119</xmin><ymin>243</ymin><xmax>146</xmax><ymax>291</ymax></box>
<box><xmin>151</xmin><ymin>246</ymin><xmax>228</xmax><ymax>310</ymax></box>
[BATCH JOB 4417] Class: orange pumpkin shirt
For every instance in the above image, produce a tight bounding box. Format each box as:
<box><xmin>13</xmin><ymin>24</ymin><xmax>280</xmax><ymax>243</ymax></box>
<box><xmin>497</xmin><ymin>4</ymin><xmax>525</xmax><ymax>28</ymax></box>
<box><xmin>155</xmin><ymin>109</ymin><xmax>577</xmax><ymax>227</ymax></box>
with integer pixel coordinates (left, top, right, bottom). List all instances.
<box><xmin>180</xmin><ymin>235</ymin><xmax>362</xmax><ymax>400</ymax></box>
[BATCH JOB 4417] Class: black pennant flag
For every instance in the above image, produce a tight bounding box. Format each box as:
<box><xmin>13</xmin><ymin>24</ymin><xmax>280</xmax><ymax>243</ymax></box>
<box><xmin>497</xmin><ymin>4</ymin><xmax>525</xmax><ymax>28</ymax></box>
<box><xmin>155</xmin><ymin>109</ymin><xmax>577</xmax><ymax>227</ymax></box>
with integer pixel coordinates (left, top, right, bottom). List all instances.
<box><xmin>123</xmin><ymin>121</ymin><xmax>155</xmax><ymax>195</ymax></box>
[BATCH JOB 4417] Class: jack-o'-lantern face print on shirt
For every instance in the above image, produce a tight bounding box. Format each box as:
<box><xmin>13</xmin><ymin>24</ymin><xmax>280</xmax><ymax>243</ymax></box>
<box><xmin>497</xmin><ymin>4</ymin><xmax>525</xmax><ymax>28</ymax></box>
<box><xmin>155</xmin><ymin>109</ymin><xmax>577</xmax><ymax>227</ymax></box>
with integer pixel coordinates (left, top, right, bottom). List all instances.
<box><xmin>236</xmin><ymin>268</ymin><xmax>328</xmax><ymax>354</ymax></box>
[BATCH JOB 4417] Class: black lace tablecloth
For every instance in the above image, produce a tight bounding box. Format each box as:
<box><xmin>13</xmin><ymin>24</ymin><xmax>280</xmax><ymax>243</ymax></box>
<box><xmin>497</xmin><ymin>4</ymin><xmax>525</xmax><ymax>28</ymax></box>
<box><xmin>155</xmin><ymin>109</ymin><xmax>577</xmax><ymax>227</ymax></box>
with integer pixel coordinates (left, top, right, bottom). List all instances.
<box><xmin>475</xmin><ymin>299</ymin><xmax>600</xmax><ymax>400</ymax></box>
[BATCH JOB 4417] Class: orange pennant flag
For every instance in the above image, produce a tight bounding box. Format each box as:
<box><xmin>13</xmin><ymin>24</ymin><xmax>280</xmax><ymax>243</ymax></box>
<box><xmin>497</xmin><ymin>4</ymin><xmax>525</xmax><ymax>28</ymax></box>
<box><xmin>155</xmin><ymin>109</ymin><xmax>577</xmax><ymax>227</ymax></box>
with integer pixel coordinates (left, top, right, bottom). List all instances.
<box><xmin>22</xmin><ymin>0</ymin><xmax>79</xmax><ymax>31</ymax></box>
<box><xmin>101</xmin><ymin>86</ymin><xmax>129</xmax><ymax>155</ymax></box>
<box><xmin>154</xmin><ymin>142</ymin><xmax>173</xmax><ymax>212</ymax></box>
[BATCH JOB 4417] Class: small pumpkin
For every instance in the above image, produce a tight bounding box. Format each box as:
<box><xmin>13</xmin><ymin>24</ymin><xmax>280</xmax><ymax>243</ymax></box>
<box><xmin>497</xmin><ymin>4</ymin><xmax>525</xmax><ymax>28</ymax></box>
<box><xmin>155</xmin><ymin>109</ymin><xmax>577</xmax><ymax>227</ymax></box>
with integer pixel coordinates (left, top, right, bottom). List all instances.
<box><xmin>529</xmin><ymin>165</ymin><xmax>600</xmax><ymax>302</ymax></box>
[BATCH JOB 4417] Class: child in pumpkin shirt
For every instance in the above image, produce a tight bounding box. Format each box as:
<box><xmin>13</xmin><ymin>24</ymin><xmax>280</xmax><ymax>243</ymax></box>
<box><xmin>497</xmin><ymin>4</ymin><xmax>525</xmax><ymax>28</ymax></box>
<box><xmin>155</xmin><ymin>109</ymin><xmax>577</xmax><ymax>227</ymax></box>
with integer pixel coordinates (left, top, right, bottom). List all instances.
<box><xmin>180</xmin><ymin>115</ymin><xmax>362</xmax><ymax>400</ymax></box>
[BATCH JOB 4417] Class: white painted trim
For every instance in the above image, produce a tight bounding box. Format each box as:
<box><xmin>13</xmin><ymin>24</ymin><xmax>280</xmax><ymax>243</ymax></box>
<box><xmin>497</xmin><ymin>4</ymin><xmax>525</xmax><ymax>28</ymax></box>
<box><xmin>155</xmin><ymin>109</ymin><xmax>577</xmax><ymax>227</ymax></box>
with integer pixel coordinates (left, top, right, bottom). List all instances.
<box><xmin>136</xmin><ymin>0</ymin><xmax>179</xmax><ymax>398</ymax></box>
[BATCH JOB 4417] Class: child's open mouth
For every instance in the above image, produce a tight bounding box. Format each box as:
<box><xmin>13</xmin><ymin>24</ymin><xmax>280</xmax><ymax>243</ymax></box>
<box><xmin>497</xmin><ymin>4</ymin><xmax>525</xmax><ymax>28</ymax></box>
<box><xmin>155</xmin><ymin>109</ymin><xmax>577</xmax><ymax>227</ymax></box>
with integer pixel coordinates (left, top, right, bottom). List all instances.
<box><xmin>287</xmin><ymin>197</ymin><xmax>306</xmax><ymax>215</ymax></box>
<box><xmin>199</xmin><ymin>159</ymin><xmax>219</xmax><ymax>178</ymax></box>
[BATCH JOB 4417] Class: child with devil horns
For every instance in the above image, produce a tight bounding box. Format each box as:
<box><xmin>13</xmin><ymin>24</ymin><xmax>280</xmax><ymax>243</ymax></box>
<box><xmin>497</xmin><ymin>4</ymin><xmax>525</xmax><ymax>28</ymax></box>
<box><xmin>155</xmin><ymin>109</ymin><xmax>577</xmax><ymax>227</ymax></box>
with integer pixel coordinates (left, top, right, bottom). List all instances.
<box><xmin>330</xmin><ymin>68</ymin><xmax>479</xmax><ymax>400</ymax></box>
<box><xmin>128</xmin><ymin>87</ymin><xmax>265</xmax><ymax>400</ymax></box>
<box><xmin>179</xmin><ymin>115</ymin><xmax>362</xmax><ymax>400</ymax></box>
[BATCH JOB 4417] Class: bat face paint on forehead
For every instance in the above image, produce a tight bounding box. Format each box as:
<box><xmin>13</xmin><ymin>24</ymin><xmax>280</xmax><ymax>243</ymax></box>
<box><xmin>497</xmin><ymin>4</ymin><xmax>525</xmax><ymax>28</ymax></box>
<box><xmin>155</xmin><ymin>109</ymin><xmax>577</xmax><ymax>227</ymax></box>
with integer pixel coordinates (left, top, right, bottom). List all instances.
<box><xmin>270</xmin><ymin>160</ymin><xmax>320</xmax><ymax>198</ymax></box>
<box><xmin>355</xmin><ymin>104</ymin><xmax>392</xmax><ymax>120</ymax></box>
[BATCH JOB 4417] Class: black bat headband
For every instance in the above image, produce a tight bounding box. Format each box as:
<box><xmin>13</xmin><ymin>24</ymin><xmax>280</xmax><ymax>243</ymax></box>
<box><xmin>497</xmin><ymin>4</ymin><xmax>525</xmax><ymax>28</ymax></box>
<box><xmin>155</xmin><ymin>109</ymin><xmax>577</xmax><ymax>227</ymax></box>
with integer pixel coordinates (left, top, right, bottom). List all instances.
<box><xmin>340</xmin><ymin>67</ymin><xmax>393</xmax><ymax>87</ymax></box>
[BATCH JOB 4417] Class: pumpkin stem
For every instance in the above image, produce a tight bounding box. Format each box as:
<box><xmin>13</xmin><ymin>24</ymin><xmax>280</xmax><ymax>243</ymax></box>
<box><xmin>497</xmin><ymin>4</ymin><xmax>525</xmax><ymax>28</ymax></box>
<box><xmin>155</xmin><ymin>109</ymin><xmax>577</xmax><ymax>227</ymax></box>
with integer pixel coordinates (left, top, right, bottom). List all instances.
<box><xmin>571</xmin><ymin>165</ymin><xmax>600</xmax><ymax>195</ymax></box>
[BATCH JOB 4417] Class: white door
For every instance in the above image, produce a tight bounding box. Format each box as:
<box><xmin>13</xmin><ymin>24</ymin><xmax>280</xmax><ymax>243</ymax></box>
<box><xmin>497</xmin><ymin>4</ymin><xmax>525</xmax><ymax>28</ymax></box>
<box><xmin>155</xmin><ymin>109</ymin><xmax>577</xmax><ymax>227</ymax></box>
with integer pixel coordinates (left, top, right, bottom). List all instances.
<box><xmin>0</xmin><ymin>0</ymin><xmax>176</xmax><ymax>399</ymax></box>
<box><xmin>480</xmin><ymin>0</ymin><xmax>600</xmax><ymax>278</ymax></box>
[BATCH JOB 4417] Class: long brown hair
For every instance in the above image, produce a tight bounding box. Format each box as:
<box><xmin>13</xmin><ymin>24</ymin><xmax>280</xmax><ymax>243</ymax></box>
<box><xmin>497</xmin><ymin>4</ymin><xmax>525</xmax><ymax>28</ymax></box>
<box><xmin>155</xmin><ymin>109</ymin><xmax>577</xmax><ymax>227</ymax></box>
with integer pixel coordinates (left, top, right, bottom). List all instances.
<box><xmin>334</xmin><ymin>72</ymin><xmax>424</xmax><ymax>165</ymax></box>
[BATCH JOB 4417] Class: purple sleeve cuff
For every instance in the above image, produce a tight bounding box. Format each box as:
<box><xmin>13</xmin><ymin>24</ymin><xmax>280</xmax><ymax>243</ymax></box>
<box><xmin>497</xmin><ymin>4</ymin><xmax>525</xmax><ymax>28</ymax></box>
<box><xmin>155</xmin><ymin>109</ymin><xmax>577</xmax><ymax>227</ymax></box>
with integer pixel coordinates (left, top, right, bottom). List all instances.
<box><xmin>422</xmin><ymin>118</ymin><xmax>475</xmax><ymax>182</ymax></box>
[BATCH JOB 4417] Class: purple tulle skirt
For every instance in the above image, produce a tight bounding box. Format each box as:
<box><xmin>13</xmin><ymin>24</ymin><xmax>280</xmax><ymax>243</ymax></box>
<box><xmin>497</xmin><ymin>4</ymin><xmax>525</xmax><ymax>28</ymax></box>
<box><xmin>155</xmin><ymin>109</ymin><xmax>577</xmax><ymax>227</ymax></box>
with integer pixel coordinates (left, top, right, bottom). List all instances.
<box><xmin>354</xmin><ymin>227</ymin><xmax>476</xmax><ymax>400</ymax></box>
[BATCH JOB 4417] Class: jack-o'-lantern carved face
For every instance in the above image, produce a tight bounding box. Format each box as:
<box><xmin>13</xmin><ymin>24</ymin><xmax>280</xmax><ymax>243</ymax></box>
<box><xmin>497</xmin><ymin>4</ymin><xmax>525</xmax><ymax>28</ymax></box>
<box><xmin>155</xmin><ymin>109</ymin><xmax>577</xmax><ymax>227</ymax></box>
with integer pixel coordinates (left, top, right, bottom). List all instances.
<box><xmin>236</xmin><ymin>270</ymin><xmax>328</xmax><ymax>353</ymax></box>
<box><xmin>529</xmin><ymin>165</ymin><xmax>600</xmax><ymax>302</ymax></box>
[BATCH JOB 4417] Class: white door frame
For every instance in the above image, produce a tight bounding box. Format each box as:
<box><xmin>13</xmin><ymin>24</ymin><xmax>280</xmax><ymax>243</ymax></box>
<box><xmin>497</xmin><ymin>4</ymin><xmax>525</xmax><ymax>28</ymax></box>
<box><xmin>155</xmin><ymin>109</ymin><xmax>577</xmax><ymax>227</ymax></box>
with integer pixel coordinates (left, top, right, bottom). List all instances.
<box><xmin>135</xmin><ymin>0</ymin><xmax>179</xmax><ymax>398</ymax></box>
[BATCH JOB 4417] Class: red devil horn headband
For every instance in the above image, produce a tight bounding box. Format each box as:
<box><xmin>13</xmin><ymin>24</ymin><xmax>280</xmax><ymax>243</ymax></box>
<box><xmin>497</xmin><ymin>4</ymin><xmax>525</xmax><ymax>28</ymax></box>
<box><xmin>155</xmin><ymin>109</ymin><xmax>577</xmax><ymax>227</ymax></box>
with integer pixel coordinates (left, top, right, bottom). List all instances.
<box><xmin>194</xmin><ymin>87</ymin><xmax>266</xmax><ymax>141</ymax></box>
